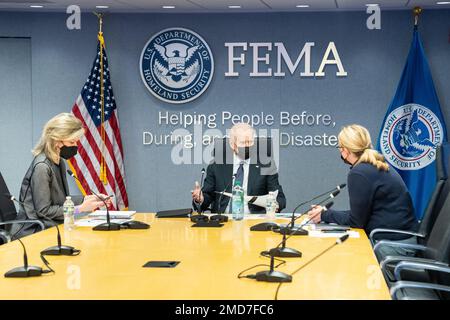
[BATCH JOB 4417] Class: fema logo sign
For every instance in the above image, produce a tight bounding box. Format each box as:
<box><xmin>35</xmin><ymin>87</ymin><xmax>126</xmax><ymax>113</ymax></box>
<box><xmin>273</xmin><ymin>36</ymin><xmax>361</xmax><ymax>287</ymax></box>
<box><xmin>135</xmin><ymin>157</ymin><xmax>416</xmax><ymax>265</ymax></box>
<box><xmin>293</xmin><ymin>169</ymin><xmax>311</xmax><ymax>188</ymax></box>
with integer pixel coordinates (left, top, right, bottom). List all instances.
<box><xmin>380</xmin><ymin>104</ymin><xmax>444</xmax><ymax>170</ymax></box>
<box><xmin>140</xmin><ymin>27</ymin><xmax>214</xmax><ymax>104</ymax></box>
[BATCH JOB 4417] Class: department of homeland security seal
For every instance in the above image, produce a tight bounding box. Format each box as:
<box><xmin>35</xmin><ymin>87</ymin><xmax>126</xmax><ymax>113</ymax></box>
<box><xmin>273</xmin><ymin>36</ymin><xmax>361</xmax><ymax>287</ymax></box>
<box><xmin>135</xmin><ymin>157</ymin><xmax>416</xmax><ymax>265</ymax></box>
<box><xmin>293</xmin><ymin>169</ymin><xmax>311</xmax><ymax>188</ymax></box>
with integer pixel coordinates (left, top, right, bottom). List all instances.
<box><xmin>380</xmin><ymin>103</ymin><xmax>444</xmax><ymax>170</ymax></box>
<box><xmin>140</xmin><ymin>27</ymin><xmax>214</xmax><ymax>104</ymax></box>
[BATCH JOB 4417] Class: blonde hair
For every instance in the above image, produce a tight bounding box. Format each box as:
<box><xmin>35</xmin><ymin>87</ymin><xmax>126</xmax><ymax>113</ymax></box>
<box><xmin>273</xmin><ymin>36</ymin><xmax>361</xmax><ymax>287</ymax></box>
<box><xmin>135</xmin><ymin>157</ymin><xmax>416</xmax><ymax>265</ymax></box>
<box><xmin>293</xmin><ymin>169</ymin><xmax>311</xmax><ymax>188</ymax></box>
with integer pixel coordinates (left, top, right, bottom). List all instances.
<box><xmin>229</xmin><ymin>122</ymin><xmax>255</xmax><ymax>146</ymax></box>
<box><xmin>338</xmin><ymin>124</ymin><xmax>389</xmax><ymax>171</ymax></box>
<box><xmin>32</xmin><ymin>113</ymin><xmax>84</xmax><ymax>163</ymax></box>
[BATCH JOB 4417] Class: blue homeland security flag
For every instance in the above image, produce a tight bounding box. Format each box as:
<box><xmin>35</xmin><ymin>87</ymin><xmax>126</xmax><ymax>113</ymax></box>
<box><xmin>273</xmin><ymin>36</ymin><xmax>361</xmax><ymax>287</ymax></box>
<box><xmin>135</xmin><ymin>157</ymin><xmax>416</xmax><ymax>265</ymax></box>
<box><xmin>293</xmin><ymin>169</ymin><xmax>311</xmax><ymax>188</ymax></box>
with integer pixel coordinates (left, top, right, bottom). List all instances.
<box><xmin>378</xmin><ymin>27</ymin><xmax>448</xmax><ymax>220</ymax></box>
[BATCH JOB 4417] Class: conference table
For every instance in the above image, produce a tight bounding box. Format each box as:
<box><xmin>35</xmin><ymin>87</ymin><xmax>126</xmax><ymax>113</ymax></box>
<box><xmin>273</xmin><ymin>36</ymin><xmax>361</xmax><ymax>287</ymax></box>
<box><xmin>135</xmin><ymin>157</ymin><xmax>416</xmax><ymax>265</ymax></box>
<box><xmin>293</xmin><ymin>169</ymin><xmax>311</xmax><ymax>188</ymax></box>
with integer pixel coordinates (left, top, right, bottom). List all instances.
<box><xmin>0</xmin><ymin>213</ymin><xmax>390</xmax><ymax>300</ymax></box>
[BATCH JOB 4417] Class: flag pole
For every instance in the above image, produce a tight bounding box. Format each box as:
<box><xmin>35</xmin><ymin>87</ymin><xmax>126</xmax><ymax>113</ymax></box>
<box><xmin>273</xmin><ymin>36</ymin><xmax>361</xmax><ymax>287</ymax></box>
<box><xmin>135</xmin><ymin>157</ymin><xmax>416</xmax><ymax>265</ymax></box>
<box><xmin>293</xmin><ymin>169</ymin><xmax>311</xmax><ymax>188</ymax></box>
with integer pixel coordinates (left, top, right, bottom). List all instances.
<box><xmin>94</xmin><ymin>12</ymin><xmax>108</xmax><ymax>185</ymax></box>
<box><xmin>413</xmin><ymin>6</ymin><xmax>422</xmax><ymax>28</ymax></box>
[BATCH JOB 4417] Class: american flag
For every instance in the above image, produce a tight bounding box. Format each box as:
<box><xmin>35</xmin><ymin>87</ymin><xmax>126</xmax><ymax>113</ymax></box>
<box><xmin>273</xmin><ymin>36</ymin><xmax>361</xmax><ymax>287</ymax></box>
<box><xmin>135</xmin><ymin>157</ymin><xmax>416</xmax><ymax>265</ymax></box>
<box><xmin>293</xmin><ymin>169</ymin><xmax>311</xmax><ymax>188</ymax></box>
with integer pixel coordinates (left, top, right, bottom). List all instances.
<box><xmin>68</xmin><ymin>34</ymin><xmax>129</xmax><ymax>210</ymax></box>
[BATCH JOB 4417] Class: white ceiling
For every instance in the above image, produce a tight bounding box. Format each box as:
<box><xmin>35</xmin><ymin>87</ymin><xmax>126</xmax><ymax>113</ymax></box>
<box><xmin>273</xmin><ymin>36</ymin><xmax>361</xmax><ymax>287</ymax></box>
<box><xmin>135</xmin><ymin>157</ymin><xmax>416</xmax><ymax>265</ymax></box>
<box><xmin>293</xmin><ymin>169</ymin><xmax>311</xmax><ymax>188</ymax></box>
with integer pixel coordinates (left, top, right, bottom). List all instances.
<box><xmin>0</xmin><ymin>0</ymin><xmax>448</xmax><ymax>12</ymax></box>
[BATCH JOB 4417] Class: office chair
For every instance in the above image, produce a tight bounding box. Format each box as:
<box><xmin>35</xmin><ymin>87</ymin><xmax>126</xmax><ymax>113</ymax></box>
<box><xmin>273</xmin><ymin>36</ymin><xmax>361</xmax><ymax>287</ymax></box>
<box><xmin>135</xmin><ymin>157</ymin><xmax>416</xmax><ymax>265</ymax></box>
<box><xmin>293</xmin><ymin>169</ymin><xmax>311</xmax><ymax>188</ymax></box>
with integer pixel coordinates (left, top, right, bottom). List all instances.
<box><xmin>0</xmin><ymin>170</ymin><xmax>44</xmax><ymax>245</ymax></box>
<box><xmin>376</xmin><ymin>191</ymin><xmax>450</xmax><ymax>299</ymax></box>
<box><xmin>369</xmin><ymin>143</ymin><xmax>450</xmax><ymax>248</ymax></box>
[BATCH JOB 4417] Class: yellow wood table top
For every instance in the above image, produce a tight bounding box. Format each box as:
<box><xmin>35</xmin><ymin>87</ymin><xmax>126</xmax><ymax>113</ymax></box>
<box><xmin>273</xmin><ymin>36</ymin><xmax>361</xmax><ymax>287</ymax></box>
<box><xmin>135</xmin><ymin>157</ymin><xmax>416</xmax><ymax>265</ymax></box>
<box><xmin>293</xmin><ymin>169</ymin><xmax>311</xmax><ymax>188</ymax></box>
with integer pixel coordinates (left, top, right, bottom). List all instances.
<box><xmin>0</xmin><ymin>214</ymin><xmax>390</xmax><ymax>300</ymax></box>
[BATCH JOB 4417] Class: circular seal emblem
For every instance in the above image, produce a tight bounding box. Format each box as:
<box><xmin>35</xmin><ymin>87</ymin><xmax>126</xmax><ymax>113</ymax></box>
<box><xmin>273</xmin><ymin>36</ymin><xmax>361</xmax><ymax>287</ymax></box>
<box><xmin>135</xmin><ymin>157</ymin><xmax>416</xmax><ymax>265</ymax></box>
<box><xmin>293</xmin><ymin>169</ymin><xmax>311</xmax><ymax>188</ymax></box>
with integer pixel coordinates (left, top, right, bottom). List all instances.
<box><xmin>380</xmin><ymin>103</ymin><xmax>443</xmax><ymax>171</ymax></box>
<box><xmin>140</xmin><ymin>27</ymin><xmax>214</xmax><ymax>104</ymax></box>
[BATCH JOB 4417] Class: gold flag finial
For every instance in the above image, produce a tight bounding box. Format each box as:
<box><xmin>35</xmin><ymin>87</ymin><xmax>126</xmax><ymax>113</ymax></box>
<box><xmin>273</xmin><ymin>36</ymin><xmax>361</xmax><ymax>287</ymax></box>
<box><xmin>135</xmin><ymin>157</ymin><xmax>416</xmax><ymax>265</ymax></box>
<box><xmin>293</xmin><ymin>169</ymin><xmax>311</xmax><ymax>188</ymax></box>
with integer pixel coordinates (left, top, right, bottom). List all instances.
<box><xmin>413</xmin><ymin>6</ymin><xmax>422</xmax><ymax>26</ymax></box>
<box><xmin>93</xmin><ymin>12</ymin><xmax>103</xmax><ymax>33</ymax></box>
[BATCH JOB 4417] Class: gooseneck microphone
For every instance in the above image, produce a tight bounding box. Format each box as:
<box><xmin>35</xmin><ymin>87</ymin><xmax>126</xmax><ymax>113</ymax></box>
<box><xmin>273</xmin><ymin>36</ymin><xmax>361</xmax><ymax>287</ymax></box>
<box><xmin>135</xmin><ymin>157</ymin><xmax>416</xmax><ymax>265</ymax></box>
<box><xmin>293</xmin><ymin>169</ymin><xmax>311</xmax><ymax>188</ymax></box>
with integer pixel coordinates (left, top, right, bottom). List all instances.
<box><xmin>0</xmin><ymin>218</ymin><xmax>54</xmax><ymax>278</ymax></box>
<box><xmin>249</xmin><ymin>211</ymin><xmax>345</xmax><ymax>284</ymax></box>
<box><xmin>276</xmin><ymin>187</ymin><xmax>344</xmax><ymax>236</ymax></box>
<box><xmin>247</xmin><ymin>190</ymin><xmax>341</xmax><ymax>283</ymax></box>
<box><xmin>191</xmin><ymin>168</ymin><xmax>209</xmax><ymax>223</ymax></box>
<box><xmin>67</xmin><ymin>170</ymin><xmax>120</xmax><ymax>231</ymax></box>
<box><xmin>268</xmin><ymin>201</ymin><xmax>334</xmax><ymax>258</ymax></box>
<box><xmin>4</xmin><ymin>194</ymin><xmax>81</xmax><ymax>256</ymax></box>
<box><xmin>4</xmin><ymin>238</ymin><xmax>45</xmax><ymax>278</ymax></box>
<box><xmin>274</xmin><ymin>234</ymin><xmax>350</xmax><ymax>300</ymax></box>
<box><xmin>291</xmin><ymin>184</ymin><xmax>346</xmax><ymax>214</ymax></box>
<box><xmin>210</xmin><ymin>173</ymin><xmax>236</xmax><ymax>223</ymax></box>
<box><xmin>250</xmin><ymin>183</ymin><xmax>345</xmax><ymax>233</ymax></box>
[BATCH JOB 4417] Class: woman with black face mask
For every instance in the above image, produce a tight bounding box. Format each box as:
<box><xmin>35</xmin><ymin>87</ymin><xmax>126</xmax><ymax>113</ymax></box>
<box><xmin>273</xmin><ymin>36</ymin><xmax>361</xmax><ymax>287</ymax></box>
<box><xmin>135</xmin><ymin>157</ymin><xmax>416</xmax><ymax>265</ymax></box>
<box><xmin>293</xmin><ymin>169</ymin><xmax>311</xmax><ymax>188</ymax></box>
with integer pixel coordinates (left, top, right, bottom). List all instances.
<box><xmin>307</xmin><ymin>124</ymin><xmax>418</xmax><ymax>259</ymax></box>
<box><xmin>13</xmin><ymin>113</ymin><xmax>108</xmax><ymax>238</ymax></box>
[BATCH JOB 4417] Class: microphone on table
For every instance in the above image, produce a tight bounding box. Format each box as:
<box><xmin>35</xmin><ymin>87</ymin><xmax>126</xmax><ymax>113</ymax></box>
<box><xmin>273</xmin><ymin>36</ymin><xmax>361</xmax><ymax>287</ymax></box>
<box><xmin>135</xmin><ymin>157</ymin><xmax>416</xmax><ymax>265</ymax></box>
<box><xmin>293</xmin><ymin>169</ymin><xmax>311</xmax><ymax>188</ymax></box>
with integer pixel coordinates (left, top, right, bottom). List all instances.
<box><xmin>0</xmin><ymin>218</ymin><xmax>54</xmax><ymax>278</ymax></box>
<box><xmin>4</xmin><ymin>193</ymin><xmax>81</xmax><ymax>256</ymax></box>
<box><xmin>191</xmin><ymin>168</ymin><xmax>209</xmax><ymax>223</ymax></box>
<box><xmin>67</xmin><ymin>170</ymin><xmax>149</xmax><ymax>230</ymax></box>
<box><xmin>67</xmin><ymin>170</ymin><xmax>120</xmax><ymax>231</ymax></box>
<box><xmin>247</xmin><ymin>217</ymin><xmax>348</xmax><ymax>284</ymax></box>
<box><xmin>265</xmin><ymin>201</ymin><xmax>334</xmax><ymax>258</ymax></box>
<box><xmin>275</xmin><ymin>185</ymin><xmax>345</xmax><ymax>235</ymax></box>
<box><xmin>210</xmin><ymin>173</ymin><xmax>237</xmax><ymax>223</ymax></box>
<box><xmin>249</xmin><ymin>183</ymin><xmax>344</xmax><ymax>233</ymax></box>
<box><xmin>4</xmin><ymin>237</ymin><xmax>50</xmax><ymax>278</ymax></box>
<box><xmin>274</xmin><ymin>234</ymin><xmax>350</xmax><ymax>299</ymax></box>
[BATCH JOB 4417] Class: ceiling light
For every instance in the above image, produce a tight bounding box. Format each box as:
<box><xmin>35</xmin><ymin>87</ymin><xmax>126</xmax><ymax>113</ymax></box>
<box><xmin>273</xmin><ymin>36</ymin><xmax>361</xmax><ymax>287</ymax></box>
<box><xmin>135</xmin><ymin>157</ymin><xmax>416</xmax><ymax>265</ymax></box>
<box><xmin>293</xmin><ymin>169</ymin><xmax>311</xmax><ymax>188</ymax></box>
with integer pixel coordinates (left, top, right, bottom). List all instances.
<box><xmin>95</xmin><ymin>5</ymin><xmax>109</xmax><ymax>9</ymax></box>
<box><xmin>296</xmin><ymin>5</ymin><xmax>310</xmax><ymax>8</ymax></box>
<box><xmin>228</xmin><ymin>5</ymin><xmax>242</xmax><ymax>9</ymax></box>
<box><xmin>365</xmin><ymin>3</ymin><xmax>379</xmax><ymax>6</ymax></box>
<box><xmin>162</xmin><ymin>6</ymin><xmax>176</xmax><ymax>9</ymax></box>
<box><xmin>30</xmin><ymin>5</ymin><xmax>43</xmax><ymax>8</ymax></box>
<box><xmin>436</xmin><ymin>1</ymin><xmax>450</xmax><ymax>4</ymax></box>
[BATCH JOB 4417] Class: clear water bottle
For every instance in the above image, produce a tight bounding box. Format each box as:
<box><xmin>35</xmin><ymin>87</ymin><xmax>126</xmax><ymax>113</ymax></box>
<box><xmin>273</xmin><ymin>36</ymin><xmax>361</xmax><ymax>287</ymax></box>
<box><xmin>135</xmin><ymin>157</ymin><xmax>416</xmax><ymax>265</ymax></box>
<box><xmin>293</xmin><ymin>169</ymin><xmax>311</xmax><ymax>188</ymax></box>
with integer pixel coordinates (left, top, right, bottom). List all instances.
<box><xmin>266</xmin><ymin>191</ymin><xmax>277</xmax><ymax>220</ymax></box>
<box><xmin>63</xmin><ymin>196</ymin><xmax>75</xmax><ymax>231</ymax></box>
<box><xmin>232</xmin><ymin>181</ymin><xmax>244</xmax><ymax>221</ymax></box>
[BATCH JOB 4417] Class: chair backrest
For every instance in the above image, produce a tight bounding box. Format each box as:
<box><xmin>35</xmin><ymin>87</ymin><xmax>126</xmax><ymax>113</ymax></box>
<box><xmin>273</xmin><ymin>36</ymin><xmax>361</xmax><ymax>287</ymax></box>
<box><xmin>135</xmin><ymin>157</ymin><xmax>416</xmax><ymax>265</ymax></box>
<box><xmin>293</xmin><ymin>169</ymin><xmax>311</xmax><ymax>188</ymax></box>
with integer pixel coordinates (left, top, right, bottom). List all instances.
<box><xmin>417</xmin><ymin>143</ymin><xmax>449</xmax><ymax>241</ymax></box>
<box><xmin>424</xmin><ymin>191</ymin><xmax>450</xmax><ymax>299</ymax></box>
<box><xmin>213</xmin><ymin>137</ymin><xmax>273</xmax><ymax>165</ymax></box>
<box><xmin>0</xmin><ymin>171</ymin><xmax>18</xmax><ymax>232</ymax></box>
<box><xmin>423</xmin><ymin>191</ymin><xmax>450</xmax><ymax>264</ymax></box>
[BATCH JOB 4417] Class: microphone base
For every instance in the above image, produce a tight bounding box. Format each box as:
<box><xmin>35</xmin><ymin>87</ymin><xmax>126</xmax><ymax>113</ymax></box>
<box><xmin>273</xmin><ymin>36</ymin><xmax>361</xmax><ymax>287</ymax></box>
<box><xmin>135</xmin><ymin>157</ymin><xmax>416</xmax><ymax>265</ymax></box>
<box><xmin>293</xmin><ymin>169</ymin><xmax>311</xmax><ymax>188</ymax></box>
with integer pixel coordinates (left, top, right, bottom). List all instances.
<box><xmin>209</xmin><ymin>214</ymin><xmax>229</xmax><ymax>222</ymax></box>
<box><xmin>4</xmin><ymin>266</ymin><xmax>43</xmax><ymax>278</ymax></box>
<box><xmin>40</xmin><ymin>245</ymin><xmax>78</xmax><ymax>256</ymax></box>
<box><xmin>93</xmin><ymin>222</ymin><xmax>121</xmax><ymax>231</ymax></box>
<box><xmin>270</xmin><ymin>247</ymin><xmax>302</xmax><ymax>258</ymax></box>
<box><xmin>190</xmin><ymin>214</ymin><xmax>209</xmax><ymax>223</ymax></box>
<box><xmin>255</xmin><ymin>270</ymin><xmax>292</xmax><ymax>283</ymax></box>
<box><xmin>192</xmin><ymin>221</ymin><xmax>224</xmax><ymax>228</ymax></box>
<box><xmin>275</xmin><ymin>227</ymin><xmax>308</xmax><ymax>236</ymax></box>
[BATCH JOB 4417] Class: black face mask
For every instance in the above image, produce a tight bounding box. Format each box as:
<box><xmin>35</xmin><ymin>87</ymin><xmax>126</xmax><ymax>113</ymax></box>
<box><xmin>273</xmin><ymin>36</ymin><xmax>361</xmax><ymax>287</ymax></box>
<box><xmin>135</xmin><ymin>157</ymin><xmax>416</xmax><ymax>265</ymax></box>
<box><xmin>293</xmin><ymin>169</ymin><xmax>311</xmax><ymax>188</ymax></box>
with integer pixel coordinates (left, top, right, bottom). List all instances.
<box><xmin>60</xmin><ymin>145</ymin><xmax>78</xmax><ymax>160</ymax></box>
<box><xmin>237</xmin><ymin>146</ymin><xmax>251</xmax><ymax>160</ymax></box>
<box><xmin>340</xmin><ymin>154</ymin><xmax>353</xmax><ymax>166</ymax></box>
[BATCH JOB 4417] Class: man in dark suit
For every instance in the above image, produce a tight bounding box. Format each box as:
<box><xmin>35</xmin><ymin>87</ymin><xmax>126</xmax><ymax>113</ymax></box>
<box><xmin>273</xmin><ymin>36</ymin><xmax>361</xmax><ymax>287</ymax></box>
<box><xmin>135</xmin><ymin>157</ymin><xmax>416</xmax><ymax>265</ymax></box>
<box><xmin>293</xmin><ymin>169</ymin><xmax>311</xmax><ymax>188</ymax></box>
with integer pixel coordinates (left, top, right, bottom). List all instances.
<box><xmin>192</xmin><ymin>123</ymin><xmax>286</xmax><ymax>214</ymax></box>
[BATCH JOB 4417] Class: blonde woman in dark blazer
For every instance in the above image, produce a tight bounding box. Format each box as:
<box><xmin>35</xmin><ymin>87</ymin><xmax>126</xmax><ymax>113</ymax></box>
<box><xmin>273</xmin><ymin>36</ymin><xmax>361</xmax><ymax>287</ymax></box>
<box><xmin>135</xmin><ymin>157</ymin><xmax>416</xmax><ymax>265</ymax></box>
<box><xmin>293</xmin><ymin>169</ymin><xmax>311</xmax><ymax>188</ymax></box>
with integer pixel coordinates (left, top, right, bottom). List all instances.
<box><xmin>13</xmin><ymin>113</ymin><xmax>108</xmax><ymax>238</ymax></box>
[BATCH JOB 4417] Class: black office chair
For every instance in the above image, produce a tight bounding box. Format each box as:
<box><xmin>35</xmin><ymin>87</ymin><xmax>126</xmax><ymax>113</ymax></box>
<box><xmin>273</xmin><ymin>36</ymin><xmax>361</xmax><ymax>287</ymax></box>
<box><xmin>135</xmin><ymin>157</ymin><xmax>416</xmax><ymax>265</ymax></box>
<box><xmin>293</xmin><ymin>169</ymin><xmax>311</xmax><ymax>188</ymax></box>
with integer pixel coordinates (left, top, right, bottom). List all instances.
<box><xmin>369</xmin><ymin>143</ymin><xmax>450</xmax><ymax>247</ymax></box>
<box><xmin>0</xmin><ymin>170</ymin><xmax>44</xmax><ymax>244</ymax></box>
<box><xmin>376</xmin><ymin>190</ymin><xmax>450</xmax><ymax>299</ymax></box>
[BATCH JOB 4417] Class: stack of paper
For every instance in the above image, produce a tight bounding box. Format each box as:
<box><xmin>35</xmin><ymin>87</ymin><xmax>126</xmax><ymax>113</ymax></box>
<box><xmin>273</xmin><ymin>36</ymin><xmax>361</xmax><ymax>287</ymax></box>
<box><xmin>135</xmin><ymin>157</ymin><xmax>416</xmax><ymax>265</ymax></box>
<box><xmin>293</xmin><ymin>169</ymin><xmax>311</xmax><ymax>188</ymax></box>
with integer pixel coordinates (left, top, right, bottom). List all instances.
<box><xmin>88</xmin><ymin>210</ymin><xmax>136</xmax><ymax>219</ymax></box>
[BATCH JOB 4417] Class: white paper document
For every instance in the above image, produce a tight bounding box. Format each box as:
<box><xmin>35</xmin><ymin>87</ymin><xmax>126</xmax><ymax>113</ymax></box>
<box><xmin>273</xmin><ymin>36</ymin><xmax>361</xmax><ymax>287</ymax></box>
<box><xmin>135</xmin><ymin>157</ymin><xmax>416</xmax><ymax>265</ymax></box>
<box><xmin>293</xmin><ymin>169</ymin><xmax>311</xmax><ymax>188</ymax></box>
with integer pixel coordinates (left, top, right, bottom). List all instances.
<box><xmin>75</xmin><ymin>219</ymin><xmax>133</xmax><ymax>227</ymax></box>
<box><xmin>88</xmin><ymin>210</ymin><xmax>136</xmax><ymax>219</ymax></box>
<box><xmin>307</xmin><ymin>230</ymin><xmax>360</xmax><ymax>238</ymax></box>
<box><xmin>218</xmin><ymin>190</ymin><xmax>279</xmax><ymax>208</ymax></box>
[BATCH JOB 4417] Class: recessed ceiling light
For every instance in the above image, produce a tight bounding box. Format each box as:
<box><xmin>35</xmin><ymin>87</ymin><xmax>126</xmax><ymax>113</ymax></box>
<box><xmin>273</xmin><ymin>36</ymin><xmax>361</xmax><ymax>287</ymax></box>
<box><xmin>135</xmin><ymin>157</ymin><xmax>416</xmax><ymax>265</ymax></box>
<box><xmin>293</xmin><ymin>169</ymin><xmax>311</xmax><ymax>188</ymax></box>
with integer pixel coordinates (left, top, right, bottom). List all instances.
<box><xmin>365</xmin><ymin>3</ymin><xmax>379</xmax><ymax>6</ymax></box>
<box><xmin>30</xmin><ymin>5</ymin><xmax>43</xmax><ymax>8</ymax></box>
<box><xmin>228</xmin><ymin>5</ymin><xmax>242</xmax><ymax>9</ymax></box>
<box><xmin>95</xmin><ymin>5</ymin><xmax>109</xmax><ymax>9</ymax></box>
<box><xmin>296</xmin><ymin>5</ymin><xmax>310</xmax><ymax>8</ymax></box>
<box><xmin>162</xmin><ymin>5</ymin><xmax>176</xmax><ymax>9</ymax></box>
<box><xmin>436</xmin><ymin>1</ymin><xmax>450</xmax><ymax>4</ymax></box>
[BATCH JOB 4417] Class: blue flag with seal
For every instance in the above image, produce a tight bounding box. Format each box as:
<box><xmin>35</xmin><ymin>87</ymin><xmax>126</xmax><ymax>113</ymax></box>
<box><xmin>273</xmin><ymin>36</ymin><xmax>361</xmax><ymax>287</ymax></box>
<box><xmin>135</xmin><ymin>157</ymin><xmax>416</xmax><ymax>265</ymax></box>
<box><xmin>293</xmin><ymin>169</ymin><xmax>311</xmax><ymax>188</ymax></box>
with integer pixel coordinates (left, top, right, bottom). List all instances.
<box><xmin>378</xmin><ymin>26</ymin><xmax>448</xmax><ymax>220</ymax></box>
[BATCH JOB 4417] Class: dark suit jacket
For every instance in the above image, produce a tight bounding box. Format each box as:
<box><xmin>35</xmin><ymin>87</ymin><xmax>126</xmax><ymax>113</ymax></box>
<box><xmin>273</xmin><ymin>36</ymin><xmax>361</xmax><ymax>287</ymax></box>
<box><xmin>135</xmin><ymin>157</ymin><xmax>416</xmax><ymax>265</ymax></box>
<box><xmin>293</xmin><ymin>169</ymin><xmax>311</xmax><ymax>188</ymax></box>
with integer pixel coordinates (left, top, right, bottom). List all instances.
<box><xmin>12</xmin><ymin>154</ymin><xmax>83</xmax><ymax>238</ymax></box>
<box><xmin>196</xmin><ymin>161</ymin><xmax>286</xmax><ymax>214</ymax></box>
